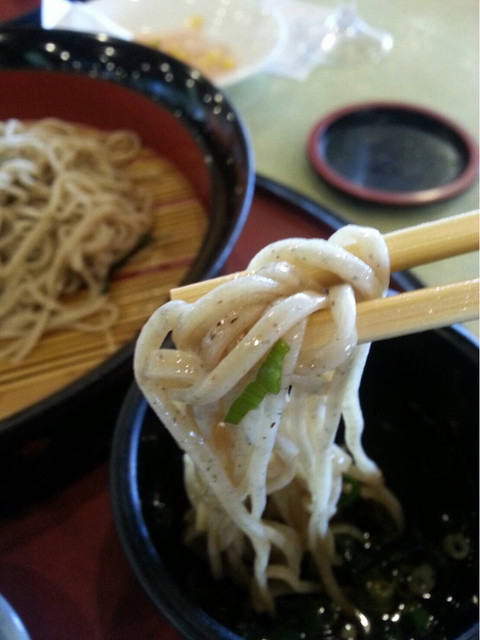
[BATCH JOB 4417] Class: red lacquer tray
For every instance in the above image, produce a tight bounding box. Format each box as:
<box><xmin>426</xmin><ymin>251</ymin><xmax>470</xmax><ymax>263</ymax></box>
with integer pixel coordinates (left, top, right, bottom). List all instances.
<box><xmin>0</xmin><ymin>177</ymin><xmax>422</xmax><ymax>640</ymax></box>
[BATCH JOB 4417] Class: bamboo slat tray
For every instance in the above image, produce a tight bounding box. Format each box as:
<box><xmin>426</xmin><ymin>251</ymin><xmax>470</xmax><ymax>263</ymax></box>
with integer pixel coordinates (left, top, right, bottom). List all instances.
<box><xmin>1</xmin><ymin>150</ymin><xmax>208</xmax><ymax>421</ymax></box>
<box><xmin>0</xmin><ymin>28</ymin><xmax>254</xmax><ymax>512</ymax></box>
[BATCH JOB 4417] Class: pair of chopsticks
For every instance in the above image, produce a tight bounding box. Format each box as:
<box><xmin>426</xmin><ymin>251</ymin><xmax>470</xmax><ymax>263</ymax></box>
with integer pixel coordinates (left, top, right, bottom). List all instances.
<box><xmin>170</xmin><ymin>211</ymin><xmax>479</xmax><ymax>348</ymax></box>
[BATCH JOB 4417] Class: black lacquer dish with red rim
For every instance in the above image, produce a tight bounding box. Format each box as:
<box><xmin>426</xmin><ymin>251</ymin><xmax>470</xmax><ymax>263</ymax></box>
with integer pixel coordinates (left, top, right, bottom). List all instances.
<box><xmin>307</xmin><ymin>102</ymin><xmax>479</xmax><ymax>206</ymax></box>
<box><xmin>0</xmin><ymin>26</ymin><xmax>254</xmax><ymax>510</ymax></box>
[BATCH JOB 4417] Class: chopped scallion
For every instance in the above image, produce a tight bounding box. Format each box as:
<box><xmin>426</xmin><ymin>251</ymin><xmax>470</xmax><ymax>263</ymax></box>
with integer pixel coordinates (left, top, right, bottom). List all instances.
<box><xmin>403</xmin><ymin>603</ymin><xmax>432</xmax><ymax>634</ymax></box>
<box><xmin>224</xmin><ymin>339</ymin><xmax>290</xmax><ymax>425</ymax></box>
<box><xmin>442</xmin><ymin>532</ymin><xmax>470</xmax><ymax>559</ymax></box>
<box><xmin>365</xmin><ymin>577</ymin><xmax>395</xmax><ymax>608</ymax></box>
<box><xmin>408</xmin><ymin>563</ymin><xmax>436</xmax><ymax>596</ymax></box>
<box><xmin>339</xmin><ymin>474</ymin><xmax>360</xmax><ymax>507</ymax></box>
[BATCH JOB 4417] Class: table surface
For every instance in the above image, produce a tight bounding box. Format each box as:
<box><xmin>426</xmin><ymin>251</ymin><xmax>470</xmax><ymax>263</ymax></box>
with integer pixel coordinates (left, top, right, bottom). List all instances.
<box><xmin>225</xmin><ymin>0</ymin><xmax>479</xmax><ymax>334</ymax></box>
<box><xmin>2</xmin><ymin>0</ymin><xmax>478</xmax><ymax>337</ymax></box>
<box><xmin>0</xmin><ymin>2</ymin><xmax>478</xmax><ymax>639</ymax></box>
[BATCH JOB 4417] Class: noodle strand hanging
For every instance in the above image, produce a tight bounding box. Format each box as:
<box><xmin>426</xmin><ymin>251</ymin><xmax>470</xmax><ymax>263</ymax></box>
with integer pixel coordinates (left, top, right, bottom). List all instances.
<box><xmin>134</xmin><ymin>225</ymin><xmax>404</xmax><ymax>617</ymax></box>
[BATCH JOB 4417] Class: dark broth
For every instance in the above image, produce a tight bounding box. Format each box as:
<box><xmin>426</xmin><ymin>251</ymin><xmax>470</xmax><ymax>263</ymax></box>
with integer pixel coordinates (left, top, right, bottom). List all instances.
<box><xmin>180</xmin><ymin>487</ymin><xmax>478</xmax><ymax>640</ymax></box>
<box><xmin>139</xmin><ymin>330</ymin><xmax>479</xmax><ymax>640</ymax></box>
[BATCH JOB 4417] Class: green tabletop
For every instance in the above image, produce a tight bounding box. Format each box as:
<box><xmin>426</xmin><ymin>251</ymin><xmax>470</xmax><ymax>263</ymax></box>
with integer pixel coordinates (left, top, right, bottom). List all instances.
<box><xmin>226</xmin><ymin>0</ymin><xmax>479</xmax><ymax>336</ymax></box>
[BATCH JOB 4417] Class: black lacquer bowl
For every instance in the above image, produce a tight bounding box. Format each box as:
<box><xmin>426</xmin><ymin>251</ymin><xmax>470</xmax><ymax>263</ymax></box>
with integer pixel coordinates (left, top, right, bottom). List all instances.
<box><xmin>0</xmin><ymin>27</ymin><xmax>254</xmax><ymax>510</ymax></box>
<box><xmin>110</xmin><ymin>201</ymin><xmax>479</xmax><ymax>640</ymax></box>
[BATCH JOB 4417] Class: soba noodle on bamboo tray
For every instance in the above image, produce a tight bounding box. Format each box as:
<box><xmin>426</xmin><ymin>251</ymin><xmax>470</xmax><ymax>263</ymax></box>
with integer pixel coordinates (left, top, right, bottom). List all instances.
<box><xmin>0</xmin><ymin>117</ymin><xmax>208</xmax><ymax>419</ymax></box>
<box><xmin>0</xmin><ymin>118</ymin><xmax>155</xmax><ymax>363</ymax></box>
<box><xmin>134</xmin><ymin>212</ymin><xmax>478</xmax><ymax>624</ymax></box>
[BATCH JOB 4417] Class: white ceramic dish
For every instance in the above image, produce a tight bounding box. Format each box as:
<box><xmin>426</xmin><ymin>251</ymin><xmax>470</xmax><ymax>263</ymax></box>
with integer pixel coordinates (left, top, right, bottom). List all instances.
<box><xmin>0</xmin><ymin>594</ymin><xmax>31</xmax><ymax>640</ymax></box>
<box><xmin>41</xmin><ymin>0</ymin><xmax>287</xmax><ymax>86</ymax></box>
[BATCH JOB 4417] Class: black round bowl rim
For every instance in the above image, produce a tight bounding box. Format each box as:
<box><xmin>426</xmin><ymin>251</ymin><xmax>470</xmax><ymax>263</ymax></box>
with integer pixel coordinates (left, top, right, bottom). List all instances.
<box><xmin>110</xmin><ymin>324</ymin><xmax>479</xmax><ymax>640</ymax></box>
<box><xmin>306</xmin><ymin>101</ymin><xmax>479</xmax><ymax>206</ymax></box>
<box><xmin>0</xmin><ymin>26</ymin><xmax>254</xmax><ymax>436</ymax></box>
<box><xmin>109</xmin><ymin>171</ymin><xmax>479</xmax><ymax>640</ymax></box>
<box><xmin>110</xmin><ymin>382</ymin><xmax>242</xmax><ymax>640</ymax></box>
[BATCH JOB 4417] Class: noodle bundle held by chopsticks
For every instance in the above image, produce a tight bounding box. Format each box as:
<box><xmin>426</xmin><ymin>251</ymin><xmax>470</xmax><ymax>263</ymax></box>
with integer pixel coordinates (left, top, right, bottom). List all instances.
<box><xmin>0</xmin><ymin>118</ymin><xmax>155</xmax><ymax>363</ymax></box>
<box><xmin>134</xmin><ymin>224</ymin><xmax>404</xmax><ymax>619</ymax></box>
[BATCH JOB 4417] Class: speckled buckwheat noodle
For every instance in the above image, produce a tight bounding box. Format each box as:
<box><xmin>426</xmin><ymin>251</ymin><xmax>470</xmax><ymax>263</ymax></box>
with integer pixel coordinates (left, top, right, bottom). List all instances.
<box><xmin>0</xmin><ymin>118</ymin><xmax>153</xmax><ymax>362</ymax></box>
<box><xmin>134</xmin><ymin>225</ymin><xmax>404</xmax><ymax>617</ymax></box>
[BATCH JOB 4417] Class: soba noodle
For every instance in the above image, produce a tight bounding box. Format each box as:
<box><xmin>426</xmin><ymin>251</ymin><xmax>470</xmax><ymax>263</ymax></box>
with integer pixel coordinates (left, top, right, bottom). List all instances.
<box><xmin>0</xmin><ymin>118</ymin><xmax>154</xmax><ymax>363</ymax></box>
<box><xmin>134</xmin><ymin>225</ymin><xmax>404</xmax><ymax>618</ymax></box>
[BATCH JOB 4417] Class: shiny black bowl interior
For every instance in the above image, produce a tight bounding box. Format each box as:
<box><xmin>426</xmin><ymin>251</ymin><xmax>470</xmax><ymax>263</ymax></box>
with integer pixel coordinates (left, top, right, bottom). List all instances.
<box><xmin>307</xmin><ymin>102</ymin><xmax>479</xmax><ymax>206</ymax></box>
<box><xmin>111</xmin><ymin>319</ymin><xmax>479</xmax><ymax>638</ymax></box>
<box><xmin>0</xmin><ymin>27</ymin><xmax>254</xmax><ymax>511</ymax></box>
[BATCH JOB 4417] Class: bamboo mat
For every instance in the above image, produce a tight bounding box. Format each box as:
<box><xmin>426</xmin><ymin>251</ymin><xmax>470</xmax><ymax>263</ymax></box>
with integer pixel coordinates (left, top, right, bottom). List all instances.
<box><xmin>0</xmin><ymin>149</ymin><xmax>208</xmax><ymax>420</ymax></box>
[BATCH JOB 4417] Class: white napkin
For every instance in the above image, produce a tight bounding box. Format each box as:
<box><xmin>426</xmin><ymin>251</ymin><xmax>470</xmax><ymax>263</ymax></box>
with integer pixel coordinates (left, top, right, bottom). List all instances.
<box><xmin>41</xmin><ymin>0</ymin><xmax>133</xmax><ymax>39</ymax></box>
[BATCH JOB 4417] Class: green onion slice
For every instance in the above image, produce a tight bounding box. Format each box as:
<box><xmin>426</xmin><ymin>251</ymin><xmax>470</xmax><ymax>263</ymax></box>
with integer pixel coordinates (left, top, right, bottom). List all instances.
<box><xmin>339</xmin><ymin>474</ymin><xmax>360</xmax><ymax>507</ymax></box>
<box><xmin>365</xmin><ymin>577</ymin><xmax>395</xmax><ymax>605</ymax></box>
<box><xmin>404</xmin><ymin>603</ymin><xmax>432</xmax><ymax>634</ymax></box>
<box><xmin>442</xmin><ymin>532</ymin><xmax>470</xmax><ymax>559</ymax></box>
<box><xmin>224</xmin><ymin>339</ymin><xmax>290</xmax><ymax>425</ymax></box>
<box><xmin>408</xmin><ymin>563</ymin><xmax>436</xmax><ymax>596</ymax></box>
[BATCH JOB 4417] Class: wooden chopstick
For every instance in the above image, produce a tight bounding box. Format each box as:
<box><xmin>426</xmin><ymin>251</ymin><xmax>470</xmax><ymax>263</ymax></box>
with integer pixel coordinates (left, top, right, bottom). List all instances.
<box><xmin>171</xmin><ymin>210</ymin><xmax>479</xmax><ymax>303</ymax></box>
<box><xmin>384</xmin><ymin>209</ymin><xmax>478</xmax><ymax>272</ymax></box>
<box><xmin>169</xmin><ymin>211</ymin><xmax>479</xmax><ymax>344</ymax></box>
<box><xmin>303</xmin><ymin>279</ymin><xmax>479</xmax><ymax>350</ymax></box>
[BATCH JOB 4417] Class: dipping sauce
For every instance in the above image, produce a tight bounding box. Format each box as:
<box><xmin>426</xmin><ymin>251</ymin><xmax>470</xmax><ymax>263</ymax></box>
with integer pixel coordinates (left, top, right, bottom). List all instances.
<box><xmin>139</xmin><ymin>330</ymin><xmax>479</xmax><ymax>640</ymax></box>
<box><xmin>180</xmin><ymin>495</ymin><xmax>477</xmax><ymax>640</ymax></box>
